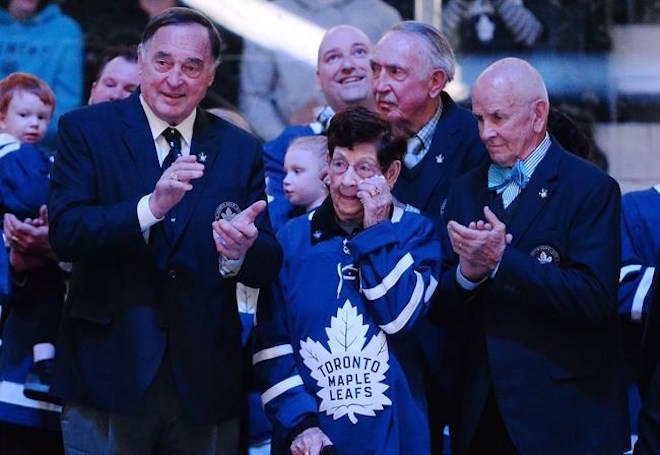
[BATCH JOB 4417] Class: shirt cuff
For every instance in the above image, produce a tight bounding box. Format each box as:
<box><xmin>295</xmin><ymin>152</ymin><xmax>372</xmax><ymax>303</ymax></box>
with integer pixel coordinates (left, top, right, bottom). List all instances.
<box><xmin>455</xmin><ymin>264</ymin><xmax>489</xmax><ymax>290</ymax></box>
<box><xmin>137</xmin><ymin>194</ymin><xmax>164</xmax><ymax>241</ymax></box>
<box><xmin>490</xmin><ymin>259</ymin><xmax>502</xmax><ymax>278</ymax></box>
<box><xmin>219</xmin><ymin>255</ymin><xmax>246</xmax><ymax>278</ymax></box>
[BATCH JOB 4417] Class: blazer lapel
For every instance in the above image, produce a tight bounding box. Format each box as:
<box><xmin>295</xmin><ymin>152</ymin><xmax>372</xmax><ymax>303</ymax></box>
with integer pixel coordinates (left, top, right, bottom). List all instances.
<box><xmin>121</xmin><ymin>93</ymin><xmax>162</xmax><ymax>194</ymax></box>
<box><xmin>410</xmin><ymin>93</ymin><xmax>463</xmax><ymax>209</ymax></box>
<box><xmin>167</xmin><ymin>109</ymin><xmax>221</xmax><ymax>248</ymax></box>
<box><xmin>507</xmin><ymin>142</ymin><xmax>561</xmax><ymax>245</ymax></box>
<box><xmin>468</xmin><ymin>163</ymin><xmax>492</xmax><ymax>222</ymax></box>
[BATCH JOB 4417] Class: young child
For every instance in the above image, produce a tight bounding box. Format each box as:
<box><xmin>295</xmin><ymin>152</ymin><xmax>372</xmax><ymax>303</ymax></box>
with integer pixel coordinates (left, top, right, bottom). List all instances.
<box><xmin>0</xmin><ymin>72</ymin><xmax>63</xmax><ymax>404</ymax></box>
<box><xmin>238</xmin><ymin>136</ymin><xmax>328</xmax><ymax>453</ymax></box>
<box><xmin>0</xmin><ymin>72</ymin><xmax>53</xmax><ymax>154</ymax></box>
<box><xmin>282</xmin><ymin>135</ymin><xmax>329</xmax><ymax>225</ymax></box>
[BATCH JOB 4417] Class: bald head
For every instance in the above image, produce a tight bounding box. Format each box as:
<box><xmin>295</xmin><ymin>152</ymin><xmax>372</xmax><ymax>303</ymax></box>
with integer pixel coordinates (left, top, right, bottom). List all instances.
<box><xmin>472</xmin><ymin>58</ymin><xmax>549</xmax><ymax>166</ymax></box>
<box><xmin>317</xmin><ymin>25</ymin><xmax>371</xmax><ymax>66</ymax></box>
<box><xmin>316</xmin><ymin>25</ymin><xmax>374</xmax><ymax>112</ymax></box>
<box><xmin>475</xmin><ymin>58</ymin><xmax>548</xmax><ymax>108</ymax></box>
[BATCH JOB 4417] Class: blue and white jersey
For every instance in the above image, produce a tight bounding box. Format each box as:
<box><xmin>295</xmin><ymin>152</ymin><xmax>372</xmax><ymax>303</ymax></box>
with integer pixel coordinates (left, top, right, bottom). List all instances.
<box><xmin>0</xmin><ymin>143</ymin><xmax>61</xmax><ymax>429</ymax></box>
<box><xmin>253</xmin><ymin>198</ymin><xmax>441</xmax><ymax>454</ymax></box>
<box><xmin>0</xmin><ymin>144</ymin><xmax>52</xmax><ymax>297</ymax></box>
<box><xmin>619</xmin><ymin>185</ymin><xmax>660</xmax><ymax>322</ymax></box>
<box><xmin>0</xmin><ymin>133</ymin><xmax>20</xmax><ymax>159</ymax></box>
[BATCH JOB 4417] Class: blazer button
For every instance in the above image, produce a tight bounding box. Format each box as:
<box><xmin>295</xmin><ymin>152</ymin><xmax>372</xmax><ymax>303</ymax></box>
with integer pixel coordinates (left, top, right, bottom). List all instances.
<box><xmin>168</xmin><ymin>269</ymin><xmax>176</xmax><ymax>279</ymax></box>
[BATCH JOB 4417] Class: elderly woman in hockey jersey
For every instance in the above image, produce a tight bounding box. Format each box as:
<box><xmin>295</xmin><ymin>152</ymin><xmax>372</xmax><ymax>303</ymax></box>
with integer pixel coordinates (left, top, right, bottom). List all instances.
<box><xmin>253</xmin><ymin>107</ymin><xmax>441</xmax><ymax>455</ymax></box>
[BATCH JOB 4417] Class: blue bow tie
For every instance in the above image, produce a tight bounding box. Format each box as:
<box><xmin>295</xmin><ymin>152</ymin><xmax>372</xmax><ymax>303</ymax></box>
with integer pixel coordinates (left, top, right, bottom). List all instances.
<box><xmin>487</xmin><ymin>161</ymin><xmax>530</xmax><ymax>193</ymax></box>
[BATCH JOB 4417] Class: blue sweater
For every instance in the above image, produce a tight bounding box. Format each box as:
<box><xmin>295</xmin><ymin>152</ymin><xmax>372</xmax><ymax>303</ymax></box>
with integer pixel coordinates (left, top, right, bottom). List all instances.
<box><xmin>0</xmin><ymin>144</ymin><xmax>51</xmax><ymax>296</ymax></box>
<box><xmin>0</xmin><ymin>5</ymin><xmax>83</xmax><ymax>148</ymax></box>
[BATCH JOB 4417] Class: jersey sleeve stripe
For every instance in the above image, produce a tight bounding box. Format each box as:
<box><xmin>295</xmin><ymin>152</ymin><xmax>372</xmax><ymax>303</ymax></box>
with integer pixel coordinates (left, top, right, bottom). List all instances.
<box><xmin>424</xmin><ymin>275</ymin><xmax>438</xmax><ymax>303</ymax></box>
<box><xmin>379</xmin><ymin>270</ymin><xmax>424</xmax><ymax>334</ymax></box>
<box><xmin>362</xmin><ymin>253</ymin><xmax>414</xmax><ymax>301</ymax></box>
<box><xmin>261</xmin><ymin>375</ymin><xmax>304</xmax><ymax>405</ymax></box>
<box><xmin>631</xmin><ymin>267</ymin><xmax>656</xmax><ymax>321</ymax></box>
<box><xmin>253</xmin><ymin>344</ymin><xmax>294</xmax><ymax>365</ymax></box>
<box><xmin>620</xmin><ymin>264</ymin><xmax>642</xmax><ymax>282</ymax></box>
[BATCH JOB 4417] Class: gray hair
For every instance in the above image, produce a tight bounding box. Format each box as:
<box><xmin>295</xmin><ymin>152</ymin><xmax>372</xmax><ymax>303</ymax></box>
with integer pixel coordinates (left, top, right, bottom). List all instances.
<box><xmin>390</xmin><ymin>21</ymin><xmax>455</xmax><ymax>81</ymax></box>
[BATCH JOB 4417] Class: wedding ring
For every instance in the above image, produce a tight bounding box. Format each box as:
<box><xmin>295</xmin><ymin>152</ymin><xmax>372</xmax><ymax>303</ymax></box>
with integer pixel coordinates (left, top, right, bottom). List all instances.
<box><xmin>371</xmin><ymin>188</ymin><xmax>381</xmax><ymax>197</ymax></box>
<box><xmin>170</xmin><ymin>172</ymin><xmax>179</xmax><ymax>181</ymax></box>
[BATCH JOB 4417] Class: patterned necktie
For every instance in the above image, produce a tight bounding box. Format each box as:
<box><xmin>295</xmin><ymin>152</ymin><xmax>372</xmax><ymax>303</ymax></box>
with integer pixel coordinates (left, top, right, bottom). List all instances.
<box><xmin>487</xmin><ymin>160</ymin><xmax>530</xmax><ymax>194</ymax></box>
<box><xmin>161</xmin><ymin>127</ymin><xmax>182</xmax><ymax>170</ymax></box>
<box><xmin>404</xmin><ymin>135</ymin><xmax>424</xmax><ymax>169</ymax></box>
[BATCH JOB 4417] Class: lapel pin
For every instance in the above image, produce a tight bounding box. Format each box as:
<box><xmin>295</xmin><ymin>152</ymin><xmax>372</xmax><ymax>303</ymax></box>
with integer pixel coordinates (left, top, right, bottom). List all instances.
<box><xmin>435</xmin><ymin>154</ymin><xmax>444</xmax><ymax>164</ymax></box>
<box><xmin>313</xmin><ymin>230</ymin><xmax>322</xmax><ymax>239</ymax></box>
<box><xmin>198</xmin><ymin>152</ymin><xmax>207</xmax><ymax>163</ymax></box>
<box><xmin>170</xmin><ymin>217</ymin><xmax>176</xmax><ymax>223</ymax></box>
<box><xmin>539</xmin><ymin>188</ymin><xmax>548</xmax><ymax>199</ymax></box>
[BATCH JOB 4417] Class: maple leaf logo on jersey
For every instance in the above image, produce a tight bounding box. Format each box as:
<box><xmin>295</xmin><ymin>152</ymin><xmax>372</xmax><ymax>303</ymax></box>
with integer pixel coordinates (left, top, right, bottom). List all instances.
<box><xmin>299</xmin><ymin>299</ymin><xmax>392</xmax><ymax>424</ymax></box>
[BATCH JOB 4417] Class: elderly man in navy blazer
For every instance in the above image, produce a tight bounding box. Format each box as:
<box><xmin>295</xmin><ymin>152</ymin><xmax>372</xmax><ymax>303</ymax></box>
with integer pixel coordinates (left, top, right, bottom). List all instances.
<box><xmin>372</xmin><ymin>21</ymin><xmax>487</xmax><ymax>220</ymax></box>
<box><xmin>371</xmin><ymin>21</ymin><xmax>488</xmax><ymax>453</ymax></box>
<box><xmin>438</xmin><ymin>58</ymin><xmax>629</xmax><ymax>454</ymax></box>
<box><xmin>48</xmin><ymin>8</ymin><xmax>281</xmax><ymax>454</ymax></box>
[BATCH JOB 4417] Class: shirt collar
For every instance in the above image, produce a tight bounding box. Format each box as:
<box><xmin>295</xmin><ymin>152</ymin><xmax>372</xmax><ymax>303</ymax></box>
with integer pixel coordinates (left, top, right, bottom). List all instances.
<box><xmin>309</xmin><ymin>105</ymin><xmax>335</xmax><ymax>134</ymax></box>
<box><xmin>520</xmin><ymin>132</ymin><xmax>551</xmax><ymax>178</ymax></box>
<box><xmin>309</xmin><ymin>196</ymin><xmax>396</xmax><ymax>245</ymax></box>
<box><xmin>415</xmin><ymin>100</ymin><xmax>443</xmax><ymax>150</ymax></box>
<box><xmin>310</xmin><ymin>197</ymin><xmax>356</xmax><ymax>245</ymax></box>
<box><xmin>139</xmin><ymin>94</ymin><xmax>196</xmax><ymax>147</ymax></box>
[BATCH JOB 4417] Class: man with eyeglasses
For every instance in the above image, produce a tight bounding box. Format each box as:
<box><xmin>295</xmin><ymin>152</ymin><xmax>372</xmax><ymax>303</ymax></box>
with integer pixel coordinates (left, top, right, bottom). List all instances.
<box><xmin>371</xmin><ymin>21</ymin><xmax>488</xmax><ymax>453</ymax></box>
<box><xmin>254</xmin><ymin>107</ymin><xmax>441</xmax><ymax>455</ymax></box>
<box><xmin>48</xmin><ymin>7</ymin><xmax>281</xmax><ymax>454</ymax></box>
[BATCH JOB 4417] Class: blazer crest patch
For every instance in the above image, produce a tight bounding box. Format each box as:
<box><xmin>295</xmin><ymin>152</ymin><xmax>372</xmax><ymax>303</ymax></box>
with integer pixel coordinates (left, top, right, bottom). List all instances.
<box><xmin>530</xmin><ymin>245</ymin><xmax>560</xmax><ymax>265</ymax></box>
<box><xmin>215</xmin><ymin>201</ymin><xmax>241</xmax><ymax>221</ymax></box>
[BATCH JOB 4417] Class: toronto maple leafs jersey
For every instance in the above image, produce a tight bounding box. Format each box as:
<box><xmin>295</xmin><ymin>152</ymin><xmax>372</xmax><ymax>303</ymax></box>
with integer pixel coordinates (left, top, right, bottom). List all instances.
<box><xmin>253</xmin><ymin>198</ymin><xmax>441</xmax><ymax>454</ymax></box>
<box><xmin>619</xmin><ymin>185</ymin><xmax>660</xmax><ymax>322</ymax></box>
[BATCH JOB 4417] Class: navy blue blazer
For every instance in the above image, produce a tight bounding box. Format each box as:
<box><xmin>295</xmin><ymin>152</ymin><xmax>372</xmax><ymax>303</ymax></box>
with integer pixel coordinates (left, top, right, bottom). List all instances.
<box><xmin>437</xmin><ymin>140</ymin><xmax>629</xmax><ymax>454</ymax></box>
<box><xmin>392</xmin><ymin>91</ymin><xmax>488</xmax><ymax>221</ymax></box>
<box><xmin>48</xmin><ymin>92</ymin><xmax>282</xmax><ymax>424</ymax></box>
<box><xmin>390</xmin><ymin>92</ymin><xmax>487</xmax><ymax>444</ymax></box>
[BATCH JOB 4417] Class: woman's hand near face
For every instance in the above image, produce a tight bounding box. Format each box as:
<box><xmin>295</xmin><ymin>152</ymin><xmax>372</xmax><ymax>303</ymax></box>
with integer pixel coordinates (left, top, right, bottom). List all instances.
<box><xmin>357</xmin><ymin>174</ymin><xmax>392</xmax><ymax>228</ymax></box>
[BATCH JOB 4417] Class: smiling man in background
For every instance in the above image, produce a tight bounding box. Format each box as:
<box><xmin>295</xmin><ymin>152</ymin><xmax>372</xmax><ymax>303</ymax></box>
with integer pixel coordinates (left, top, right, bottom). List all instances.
<box><xmin>264</xmin><ymin>24</ymin><xmax>377</xmax><ymax>231</ymax></box>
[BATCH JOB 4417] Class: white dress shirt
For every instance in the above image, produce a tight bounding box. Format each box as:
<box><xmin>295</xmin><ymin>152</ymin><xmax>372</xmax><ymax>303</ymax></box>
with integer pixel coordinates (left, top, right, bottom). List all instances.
<box><xmin>136</xmin><ymin>95</ymin><xmax>196</xmax><ymax>237</ymax></box>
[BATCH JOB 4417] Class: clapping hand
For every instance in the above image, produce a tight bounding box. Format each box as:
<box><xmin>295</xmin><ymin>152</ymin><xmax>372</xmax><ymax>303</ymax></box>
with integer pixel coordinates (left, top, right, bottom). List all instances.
<box><xmin>150</xmin><ymin>155</ymin><xmax>204</xmax><ymax>219</ymax></box>
<box><xmin>212</xmin><ymin>200</ymin><xmax>266</xmax><ymax>259</ymax></box>
<box><xmin>4</xmin><ymin>205</ymin><xmax>56</xmax><ymax>272</ymax></box>
<box><xmin>447</xmin><ymin>206</ymin><xmax>512</xmax><ymax>282</ymax></box>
